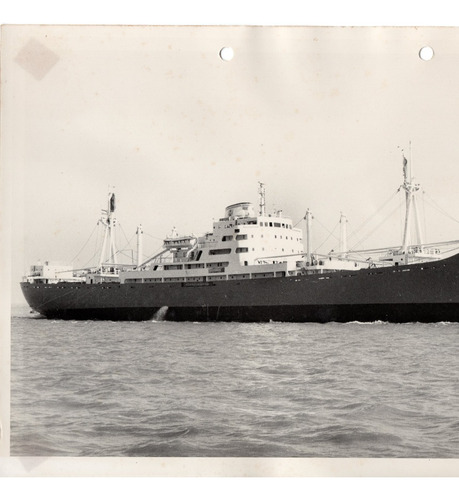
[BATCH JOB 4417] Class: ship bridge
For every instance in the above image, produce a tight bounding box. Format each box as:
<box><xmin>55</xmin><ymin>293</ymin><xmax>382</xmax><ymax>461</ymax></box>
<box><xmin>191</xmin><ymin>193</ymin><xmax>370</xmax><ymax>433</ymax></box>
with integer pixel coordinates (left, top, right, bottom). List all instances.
<box><xmin>120</xmin><ymin>192</ymin><xmax>306</xmax><ymax>284</ymax></box>
<box><xmin>163</xmin><ymin>235</ymin><xmax>196</xmax><ymax>250</ymax></box>
<box><xmin>224</xmin><ymin>202</ymin><xmax>256</xmax><ymax>220</ymax></box>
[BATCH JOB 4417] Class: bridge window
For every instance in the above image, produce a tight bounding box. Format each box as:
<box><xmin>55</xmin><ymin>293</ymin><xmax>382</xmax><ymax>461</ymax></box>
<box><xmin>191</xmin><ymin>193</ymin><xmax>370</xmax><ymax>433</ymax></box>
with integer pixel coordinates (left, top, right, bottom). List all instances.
<box><xmin>164</xmin><ymin>264</ymin><xmax>183</xmax><ymax>270</ymax></box>
<box><xmin>209</xmin><ymin>248</ymin><xmax>232</xmax><ymax>255</ymax></box>
<box><xmin>186</xmin><ymin>263</ymin><xmax>205</xmax><ymax>269</ymax></box>
<box><xmin>206</xmin><ymin>261</ymin><xmax>229</xmax><ymax>269</ymax></box>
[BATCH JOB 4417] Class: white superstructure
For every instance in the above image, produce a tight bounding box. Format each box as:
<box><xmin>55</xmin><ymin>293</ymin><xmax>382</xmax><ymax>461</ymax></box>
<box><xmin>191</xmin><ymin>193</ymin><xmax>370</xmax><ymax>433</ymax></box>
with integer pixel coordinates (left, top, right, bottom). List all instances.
<box><xmin>121</xmin><ymin>200</ymin><xmax>305</xmax><ymax>283</ymax></box>
<box><xmin>24</xmin><ymin>262</ymin><xmax>77</xmax><ymax>284</ymax></box>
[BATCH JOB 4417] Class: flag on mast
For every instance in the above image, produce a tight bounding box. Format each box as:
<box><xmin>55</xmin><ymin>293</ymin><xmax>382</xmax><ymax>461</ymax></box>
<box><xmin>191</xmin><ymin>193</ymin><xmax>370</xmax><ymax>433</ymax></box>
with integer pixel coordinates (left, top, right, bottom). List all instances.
<box><xmin>110</xmin><ymin>193</ymin><xmax>116</xmax><ymax>213</ymax></box>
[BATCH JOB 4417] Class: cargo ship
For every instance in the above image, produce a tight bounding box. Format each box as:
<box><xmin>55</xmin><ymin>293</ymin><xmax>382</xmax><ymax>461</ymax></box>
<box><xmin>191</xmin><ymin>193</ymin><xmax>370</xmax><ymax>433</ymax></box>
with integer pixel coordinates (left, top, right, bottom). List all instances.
<box><xmin>20</xmin><ymin>157</ymin><xmax>459</xmax><ymax>322</ymax></box>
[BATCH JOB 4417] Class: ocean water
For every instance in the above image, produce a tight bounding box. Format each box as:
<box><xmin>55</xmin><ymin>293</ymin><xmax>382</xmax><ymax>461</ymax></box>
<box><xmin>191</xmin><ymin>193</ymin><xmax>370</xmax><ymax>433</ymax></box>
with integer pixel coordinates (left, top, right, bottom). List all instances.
<box><xmin>10</xmin><ymin>306</ymin><xmax>459</xmax><ymax>457</ymax></box>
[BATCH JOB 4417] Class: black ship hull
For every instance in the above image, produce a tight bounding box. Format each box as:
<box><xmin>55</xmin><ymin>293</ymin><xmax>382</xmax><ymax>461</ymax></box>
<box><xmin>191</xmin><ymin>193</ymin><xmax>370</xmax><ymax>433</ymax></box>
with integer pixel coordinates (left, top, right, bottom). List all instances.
<box><xmin>20</xmin><ymin>252</ymin><xmax>459</xmax><ymax>322</ymax></box>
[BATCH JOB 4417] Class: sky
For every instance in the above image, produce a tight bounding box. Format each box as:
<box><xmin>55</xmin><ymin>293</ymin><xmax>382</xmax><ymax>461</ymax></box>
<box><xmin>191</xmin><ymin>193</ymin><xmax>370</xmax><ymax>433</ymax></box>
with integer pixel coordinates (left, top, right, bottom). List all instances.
<box><xmin>4</xmin><ymin>25</ymin><xmax>459</xmax><ymax>303</ymax></box>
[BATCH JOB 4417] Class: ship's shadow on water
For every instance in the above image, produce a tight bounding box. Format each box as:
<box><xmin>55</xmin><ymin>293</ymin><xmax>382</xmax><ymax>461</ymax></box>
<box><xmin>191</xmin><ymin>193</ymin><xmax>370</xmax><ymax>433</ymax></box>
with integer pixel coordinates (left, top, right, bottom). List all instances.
<box><xmin>10</xmin><ymin>311</ymin><xmax>459</xmax><ymax>458</ymax></box>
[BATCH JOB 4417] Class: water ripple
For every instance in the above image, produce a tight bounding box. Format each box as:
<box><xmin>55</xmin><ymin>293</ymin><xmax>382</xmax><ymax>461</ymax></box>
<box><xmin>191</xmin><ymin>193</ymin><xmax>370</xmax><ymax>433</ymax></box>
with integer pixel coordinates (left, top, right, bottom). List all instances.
<box><xmin>10</xmin><ymin>307</ymin><xmax>459</xmax><ymax>457</ymax></box>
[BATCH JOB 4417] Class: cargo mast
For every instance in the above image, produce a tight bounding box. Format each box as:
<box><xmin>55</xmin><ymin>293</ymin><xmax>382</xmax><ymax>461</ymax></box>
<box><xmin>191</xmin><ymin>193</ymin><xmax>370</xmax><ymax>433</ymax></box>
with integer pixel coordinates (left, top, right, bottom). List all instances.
<box><xmin>98</xmin><ymin>191</ymin><xmax>118</xmax><ymax>267</ymax></box>
<box><xmin>339</xmin><ymin>212</ymin><xmax>348</xmax><ymax>254</ymax></box>
<box><xmin>136</xmin><ymin>224</ymin><xmax>143</xmax><ymax>267</ymax></box>
<box><xmin>305</xmin><ymin>208</ymin><xmax>313</xmax><ymax>265</ymax></box>
<box><xmin>258</xmin><ymin>182</ymin><xmax>266</xmax><ymax>216</ymax></box>
<box><xmin>401</xmin><ymin>143</ymin><xmax>423</xmax><ymax>255</ymax></box>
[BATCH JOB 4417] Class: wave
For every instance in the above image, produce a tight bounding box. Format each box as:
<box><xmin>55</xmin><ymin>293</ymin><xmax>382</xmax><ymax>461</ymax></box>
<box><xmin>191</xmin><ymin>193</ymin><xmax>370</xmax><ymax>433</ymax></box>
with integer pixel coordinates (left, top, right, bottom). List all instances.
<box><xmin>322</xmin><ymin>429</ymin><xmax>403</xmax><ymax>446</ymax></box>
<box><xmin>345</xmin><ymin>320</ymin><xmax>389</xmax><ymax>325</ymax></box>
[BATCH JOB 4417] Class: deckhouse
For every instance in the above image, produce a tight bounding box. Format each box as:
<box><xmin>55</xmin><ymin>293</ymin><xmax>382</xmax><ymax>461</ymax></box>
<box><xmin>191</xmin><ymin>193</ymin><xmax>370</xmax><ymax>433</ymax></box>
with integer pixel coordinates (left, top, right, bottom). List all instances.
<box><xmin>120</xmin><ymin>196</ymin><xmax>305</xmax><ymax>284</ymax></box>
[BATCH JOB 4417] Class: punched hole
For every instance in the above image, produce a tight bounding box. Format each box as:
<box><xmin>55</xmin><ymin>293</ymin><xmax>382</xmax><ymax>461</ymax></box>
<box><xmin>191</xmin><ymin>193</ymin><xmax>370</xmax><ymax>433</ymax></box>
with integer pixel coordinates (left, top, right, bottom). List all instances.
<box><xmin>419</xmin><ymin>46</ymin><xmax>434</xmax><ymax>61</ymax></box>
<box><xmin>219</xmin><ymin>47</ymin><xmax>234</xmax><ymax>61</ymax></box>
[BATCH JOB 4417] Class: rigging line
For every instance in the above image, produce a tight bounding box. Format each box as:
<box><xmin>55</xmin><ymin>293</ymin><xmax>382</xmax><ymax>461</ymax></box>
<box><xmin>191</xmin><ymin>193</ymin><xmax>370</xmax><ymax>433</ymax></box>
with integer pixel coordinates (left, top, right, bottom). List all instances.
<box><xmin>94</xmin><ymin>222</ymin><xmax>100</xmax><ymax>261</ymax></box>
<box><xmin>144</xmin><ymin>232</ymin><xmax>164</xmax><ymax>241</ymax></box>
<box><xmin>349</xmin><ymin>191</ymin><xmax>401</xmax><ymax>250</ymax></box>
<box><xmin>116</xmin><ymin>250</ymin><xmax>134</xmax><ymax>259</ymax></box>
<box><xmin>313</xmin><ymin>220</ymin><xmax>340</xmax><ymax>253</ymax></box>
<box><xmin>70</xmin><ymin>223</ymin><xmax>99</xmax><ymax>264</ymax></box>
<box><xmin>152</xmin><ymin>245</ymin><xmax>167</xmax><ymax>256</ymax></box>
<box><xmin>423</xmin><ymin>192</ymin><xmax>459</xmax><ymax>225</ymax></box>
<box><xmin>347</xmin><ymin>190</ymin><xmax>400</xmax><ymax>242</ymax></box>
<box><xmin>82</xmin><ymin>226</ymin><xmax>110</xmax><ymax>268</ymax></box>
<box><xmin>345</xmin><ymin>220</ymin><xmax>360</xmax><ymax>247</ymax></box>
<box><xmin>422</xmin><ymin>196</ymin><xmax>446</xmax><ymax>216</ymax></box>
<box><xmin>118</xmin><ymin>222</ymin><xmax>133</xmax><ymax>247</ymax></box>
<box><xmin>315</xmin><ymin>218</ymin><xmax>340</xmax><ymax>240</ymax></box>
<box><xmin>350</xmin><ymin>202</ymin><xmax>402</xmax><ymax>251</ymax></box>
<box><xmin>84</xmin><ymin>233</ymin><xmax>135</xmax><ymax>269</ymax></box>
<box><xmin>81</xmin><ymin>247</ymin><xmax>102</xmax><ymax>269</ymax></box>
<box><xmin>421</xmin><ymin>198</ymin><xmax>459</xmax><ymax>230</ymax></box>
<box><xmin>293</xmin><ymin>216</ymin><xmax>305</xmax><ymax>228</ymax></box>
<box><xmin>111</xmin><ymin>234</ymin><xmax>136</xmax><ymax>259</ymax></box>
